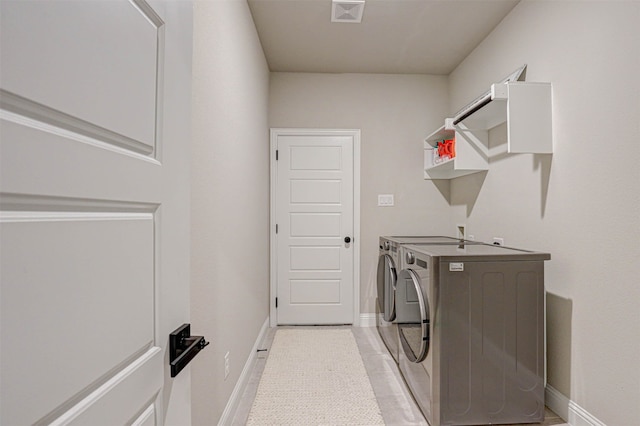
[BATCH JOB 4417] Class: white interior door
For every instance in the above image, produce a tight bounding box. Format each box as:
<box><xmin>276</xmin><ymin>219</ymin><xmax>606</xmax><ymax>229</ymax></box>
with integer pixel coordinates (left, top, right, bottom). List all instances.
<box><xmin>0</xmin><ymin>1</ymin><xmax>192</xmax><ymax>425</ymax></box>
<box><xmin>271</xmin><ymin>129</ymin><xmax>360</xmax><ymax>325</ymax></box>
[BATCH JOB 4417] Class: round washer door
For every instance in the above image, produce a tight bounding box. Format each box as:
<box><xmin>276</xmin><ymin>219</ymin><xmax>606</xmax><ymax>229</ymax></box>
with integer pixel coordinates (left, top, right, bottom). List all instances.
<box><xmin>377</xmin><ymin>254</ymin><xmax>396</xmax><ymax>322</ymax></box>
<box><xmin>397</xmin><ymin>268</ymin><xmax>430</xmax><ymax>363</ymax></box>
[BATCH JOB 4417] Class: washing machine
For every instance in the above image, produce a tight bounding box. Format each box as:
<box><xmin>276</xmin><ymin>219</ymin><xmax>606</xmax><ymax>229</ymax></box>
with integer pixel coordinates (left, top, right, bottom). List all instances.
<box><xmin>376</xmin><ymin>236</ymin><xmax>477</xmax><ymax>363</ymax></box>
<box><xmin>396</xmin><ymin>243</ymin><xmax>550</xmax><ymax>426</ymax></box>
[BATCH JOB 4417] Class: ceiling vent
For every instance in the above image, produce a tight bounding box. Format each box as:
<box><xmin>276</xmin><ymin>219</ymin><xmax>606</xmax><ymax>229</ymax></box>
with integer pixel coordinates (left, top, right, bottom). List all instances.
<box><xmin>331</xmin><ymin>0</ymin><xmax>365</xmax><ymax>23</ymax></box>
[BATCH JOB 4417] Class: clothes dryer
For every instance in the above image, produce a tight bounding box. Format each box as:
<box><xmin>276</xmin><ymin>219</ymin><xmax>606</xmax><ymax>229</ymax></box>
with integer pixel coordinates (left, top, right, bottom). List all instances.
<box><xmin>396</xmin><ymin>243</ymin><xmax>550</xmax><ymax>426</ymax></box>
<box><xmin>376</xmin><ymin>236</ymin><xmax>476</xmax><ymax>363</ymax></box>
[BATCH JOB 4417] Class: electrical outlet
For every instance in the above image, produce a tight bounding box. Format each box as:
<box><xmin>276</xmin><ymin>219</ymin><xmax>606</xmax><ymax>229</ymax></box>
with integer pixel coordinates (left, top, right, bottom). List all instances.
<box><xmin>493</xmin><ymin>237</ymin><xmax>504</xmax><ymax>246</ymax></box>
<box><xmin>224</xmin><ymin>352</ymin><xmax>230</xmax><ymax>380</ymax></box>
<box><xmin>457</xmin><ymin>224</ymin><xmax>466</xmax><ymax>239</ymax></box>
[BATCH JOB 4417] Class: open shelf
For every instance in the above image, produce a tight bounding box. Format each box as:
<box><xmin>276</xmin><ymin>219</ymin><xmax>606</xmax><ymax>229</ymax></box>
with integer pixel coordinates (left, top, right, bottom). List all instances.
<box><xmin>424</xmin><ymin>122</ymin><xmax>488</xmax><ymax>180</ymax></box>
<box><xmin>424</xmin><ymin>81</ymin><xmax>552</xmax><ymax>180</ymax></box>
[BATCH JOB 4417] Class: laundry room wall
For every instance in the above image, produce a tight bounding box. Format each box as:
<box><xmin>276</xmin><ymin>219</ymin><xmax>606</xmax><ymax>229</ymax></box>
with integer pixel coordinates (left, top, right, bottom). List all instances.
<box><xmin>269</xmin><ymin>73</ymin><xmax>452</xmax><ymax>317</ymax></box>
<box><xmin>447</xmin><ymin>1</ymin><xmax>640</xmax><ymax>424</ymax></box>
<box><xmin>190</xmin><ymin>0</ymin><xmax>270</xmax><ymax>423</ymax></box>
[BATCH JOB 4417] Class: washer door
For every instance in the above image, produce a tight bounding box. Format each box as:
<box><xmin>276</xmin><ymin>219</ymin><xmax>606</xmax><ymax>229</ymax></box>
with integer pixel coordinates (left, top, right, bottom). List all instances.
<box><xmin>377</xmin><ymin>254</ymin><xmax>397</xmax><ymax>321</ymax></box>
<box><xmin>397</xmin><ymin>269</ymin><xmax>430</xmax><ymax>363</ymax></box>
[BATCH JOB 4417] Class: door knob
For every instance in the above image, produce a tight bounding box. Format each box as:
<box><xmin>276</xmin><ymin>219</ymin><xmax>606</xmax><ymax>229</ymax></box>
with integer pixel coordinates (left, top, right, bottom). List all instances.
<box><xmin>344</xmin><ymin>236</ymin><xmax>351</xmax><ymax>243</ymax></box>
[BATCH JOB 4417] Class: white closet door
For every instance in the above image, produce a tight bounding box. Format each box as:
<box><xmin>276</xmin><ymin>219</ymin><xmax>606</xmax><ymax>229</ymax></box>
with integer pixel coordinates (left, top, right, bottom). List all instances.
<box><xmin>0</xmin><ymin>1</ymin><xmax>193</xmax><ymax>424</ymax></box>
<box><xmin>273</xmin><ymin>130</ymin><xmax>357</xmax><ymax>325</ymax></box>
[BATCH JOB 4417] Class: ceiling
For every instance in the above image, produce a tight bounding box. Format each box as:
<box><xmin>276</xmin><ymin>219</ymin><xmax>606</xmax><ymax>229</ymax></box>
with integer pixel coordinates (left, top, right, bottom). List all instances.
<box><xmin>248</xmin><ymin>0</ymin><xmax>520</xmax><ymax>75</ymax></box>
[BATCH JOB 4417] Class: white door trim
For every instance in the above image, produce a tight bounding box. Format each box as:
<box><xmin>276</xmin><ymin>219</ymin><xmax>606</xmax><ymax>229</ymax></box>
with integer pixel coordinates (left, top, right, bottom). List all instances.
<box><xmin>270</xmin><ymin>128</ymin><xmax>360</xmax><ymax>327</ymax></box>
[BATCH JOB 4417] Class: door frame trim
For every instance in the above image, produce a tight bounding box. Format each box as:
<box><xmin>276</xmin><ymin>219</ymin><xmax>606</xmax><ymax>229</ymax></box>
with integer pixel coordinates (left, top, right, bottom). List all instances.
<box><xmin>269</xmin><ymin>128</ymin><xmax>361</xmax><ymax>327</ymax></box>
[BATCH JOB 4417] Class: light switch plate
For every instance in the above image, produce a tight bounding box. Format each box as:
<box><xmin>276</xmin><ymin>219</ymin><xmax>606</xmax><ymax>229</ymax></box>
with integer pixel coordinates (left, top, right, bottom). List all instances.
<box><xmin>378</xmin><ymin>194</ymin><xmax>394</xmax><ymax>206</ymax></box>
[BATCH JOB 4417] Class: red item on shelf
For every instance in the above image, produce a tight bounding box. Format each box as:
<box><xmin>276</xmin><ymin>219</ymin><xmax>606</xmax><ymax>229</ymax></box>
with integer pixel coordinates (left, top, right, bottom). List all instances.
<box><xmin>438</xmin><ymin>139</ymin><xmax>455</xmax><ymax>158</ymax></box>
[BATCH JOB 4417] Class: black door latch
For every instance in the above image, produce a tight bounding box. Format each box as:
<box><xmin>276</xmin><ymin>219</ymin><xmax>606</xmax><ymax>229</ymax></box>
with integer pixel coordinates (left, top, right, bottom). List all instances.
<box><xmin>170</xmin><ymin>323</ymin><xmax>210</xmax><ymax>377</ymax></box>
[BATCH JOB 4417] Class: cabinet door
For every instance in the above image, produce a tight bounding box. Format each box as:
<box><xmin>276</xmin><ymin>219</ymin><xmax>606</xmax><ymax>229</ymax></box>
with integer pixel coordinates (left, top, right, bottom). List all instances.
<box><xmin>507</xmin><ymin>83</ymin><xmax>553</xmax><ymax>153</ymax></box>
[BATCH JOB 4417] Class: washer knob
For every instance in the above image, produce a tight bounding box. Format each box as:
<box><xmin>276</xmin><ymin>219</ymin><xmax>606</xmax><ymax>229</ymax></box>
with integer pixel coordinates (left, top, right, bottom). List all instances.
<box><xmin>382</xmin><ymin>241</ymin><xmax>390</xmax><ymax>251</ymax></box>
<box><xmin>405</xmin><ymin>251</ymin><xmax>415</xmax><ymax>264</ymax></box>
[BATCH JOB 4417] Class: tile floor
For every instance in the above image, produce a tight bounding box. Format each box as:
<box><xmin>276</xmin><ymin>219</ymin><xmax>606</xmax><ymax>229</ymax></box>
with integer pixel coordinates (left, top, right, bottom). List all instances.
<box><xmin>231</xmin><ymin>326</ymin><xmax>567</xmax><ymax>426</ymax></box>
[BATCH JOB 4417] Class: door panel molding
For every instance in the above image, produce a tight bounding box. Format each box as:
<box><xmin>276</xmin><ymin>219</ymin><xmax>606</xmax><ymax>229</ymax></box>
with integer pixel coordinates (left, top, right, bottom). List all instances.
<box><xmin>0</xmin><ymin>90</ymin><xmax>154</xmax><ymax>156</ymax></box>
<box><xmin>47</xmin><ymin>347</ymin><xmax>162</xmax><ymax>426</ymax></box>
<box><xmin>270</xmin><ymin>128</ymin><xmax>360</xmax><ymax>327</ymax></box>
<box><xmin>0</xmin><ymin>213</ymin><xmax>156</xmax><ymax>424</ymax></box>
<box><xmin>130</xmin><ymin>0</ymin><xmax>165</xmax><ymax>28</ymax></box>
<box><xmin>0</xmin><ymin>0</ymin><xmax>162</xmax><ymax>148</ymax></box>
<box><xmin>0</xmin><ymin>193</ymin><xmax>158</xmax><ymax>213</ymax></box>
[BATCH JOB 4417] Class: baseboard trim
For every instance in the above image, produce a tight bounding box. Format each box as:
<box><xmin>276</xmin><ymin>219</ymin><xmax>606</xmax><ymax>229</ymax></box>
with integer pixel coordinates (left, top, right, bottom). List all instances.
<box><xmin>358</xmin><ymin>313</ymin><xmax>376</xmax><ymax>327</ymax></box>
<box><xmin>217</xmin><ymin>317</ymin><xmax>269</xmax><ymax>426</ymax></box>
<box><xmin>545</xmin><ymin>385</ymin><xmax>606</xmax><ymax>426</ymax></box>
<box><xmin>546</xmin><ymin>385</ymin><xmax>570</xmax><ymax>421</ymax></box>
<box><xmin>568</xmin><ymin>399</ymin><xmax>606</xmax><ymax>426</ymax></box>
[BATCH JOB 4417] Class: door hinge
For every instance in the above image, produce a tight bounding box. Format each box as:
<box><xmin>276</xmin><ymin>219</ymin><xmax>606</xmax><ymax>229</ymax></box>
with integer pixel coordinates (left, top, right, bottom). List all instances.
<box><xmin>275</xmin><ymin>150</ymin><xmax>278</xmax><ymax>160</ymax></box>
<box><xmin>276</xmin><ymin>224</ymin><xmax>278</xmax><ymax>234</ymax></box>
<box><xmin>275</xmin><ymin>297</ymin><xmax>278</xmax><ymax>308</ymax></box>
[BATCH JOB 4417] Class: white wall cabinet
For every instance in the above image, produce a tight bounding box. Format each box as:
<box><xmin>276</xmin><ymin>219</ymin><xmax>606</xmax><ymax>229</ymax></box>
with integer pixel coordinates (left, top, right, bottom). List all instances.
<box><xmin>424</xmin><ymin>82</ymin><xmax>552</xmax><ymax>180</ymax></box>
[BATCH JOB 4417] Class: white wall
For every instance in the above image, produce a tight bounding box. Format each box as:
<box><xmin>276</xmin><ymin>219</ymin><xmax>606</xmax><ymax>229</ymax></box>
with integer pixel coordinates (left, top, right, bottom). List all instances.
<box><xmin>190</xmin><ymin>2</ymin><xmax>639</xmax><ymax>423</ymax></box>
<box><xmin>269</xmin><ymin>73</ymin><xmax>452</xmax><ymax>315</ymax></box>
<box><xmin>448</xmin><ymin>1</ymin><xmax>640</xmax><ymax>424</ymax></box>
<box><xmin>190</xmin><ymin>0</ymin><xmax>270</xmax><ymax>423</ymax></box>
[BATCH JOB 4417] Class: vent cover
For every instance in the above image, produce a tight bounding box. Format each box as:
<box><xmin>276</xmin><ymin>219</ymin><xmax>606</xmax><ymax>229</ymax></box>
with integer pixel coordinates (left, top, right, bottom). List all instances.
<box><xmin>331</xmin><ymin>0</ymin><xmax>365</xmax><ymax>23</ymax></box>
